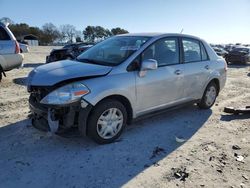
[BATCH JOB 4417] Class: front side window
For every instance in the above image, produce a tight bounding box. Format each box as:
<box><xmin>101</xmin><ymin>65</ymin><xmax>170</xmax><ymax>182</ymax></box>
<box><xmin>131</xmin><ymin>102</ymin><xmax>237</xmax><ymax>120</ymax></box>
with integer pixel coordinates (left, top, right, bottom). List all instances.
<box><xmin>0</xmin><ymin>27</ymin><xmax>11</xmax><ymax>40</ymax></box>
<box><xmin>77</xmin><ymin>36</ymin><xmax>151</xmax><ymax>66</ymax></box>
<box><xmin>142</xmin><ymin>38</ymin><xmax>179</xmax><ymax>66</ymax></box>
<box><xmin>182</xmin><ymin>39</ymin><xmax>201</xmax><ymax>63</ymax></box>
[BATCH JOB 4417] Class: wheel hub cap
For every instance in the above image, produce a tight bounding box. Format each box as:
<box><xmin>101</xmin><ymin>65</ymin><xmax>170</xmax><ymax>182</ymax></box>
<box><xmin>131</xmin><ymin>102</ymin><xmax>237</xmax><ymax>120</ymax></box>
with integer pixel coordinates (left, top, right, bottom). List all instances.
<box><xmin>205</xmin><ymin>86</ymin><xmax>217</xmax><ymax>106</ymax></box>
<box><xmin>96</xmin><ymin>108</ymin><xmax>123</xmax><ymax>139</ymax></box>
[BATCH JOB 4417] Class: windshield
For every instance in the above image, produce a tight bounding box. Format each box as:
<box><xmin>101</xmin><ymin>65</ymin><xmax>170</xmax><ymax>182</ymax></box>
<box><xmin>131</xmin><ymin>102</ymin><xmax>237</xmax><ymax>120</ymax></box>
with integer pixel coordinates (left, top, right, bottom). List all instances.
<box><xmin>77</xmin><ymin>36</ymin><xmax>151</xmax><ymax>66</ymax></box>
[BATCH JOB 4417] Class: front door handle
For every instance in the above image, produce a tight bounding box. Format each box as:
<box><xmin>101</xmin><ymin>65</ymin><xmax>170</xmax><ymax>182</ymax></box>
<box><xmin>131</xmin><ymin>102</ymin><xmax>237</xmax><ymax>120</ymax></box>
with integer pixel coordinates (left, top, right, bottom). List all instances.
<box><xmin>205</xmin><ymin>65</ymin><xmax>210</xmax><ymax>70</ymax></box>
<box><xmin>174</xmin><ymin>70</ymin><xmax>181</xmax><ymax>75</ymax></box>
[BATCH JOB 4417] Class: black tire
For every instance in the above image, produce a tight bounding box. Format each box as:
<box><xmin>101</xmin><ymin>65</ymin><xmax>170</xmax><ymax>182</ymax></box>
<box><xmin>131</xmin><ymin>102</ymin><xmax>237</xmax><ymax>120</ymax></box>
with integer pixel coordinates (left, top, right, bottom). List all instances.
<box><xmin>87</xmin><ymin>99</ymin><xmax>127</xmax><ymax>144</ymax></box>
<box><xmin>198</xmin><ymin>81</ymin><xmax>218</xmax><ymax>109</ymax></box>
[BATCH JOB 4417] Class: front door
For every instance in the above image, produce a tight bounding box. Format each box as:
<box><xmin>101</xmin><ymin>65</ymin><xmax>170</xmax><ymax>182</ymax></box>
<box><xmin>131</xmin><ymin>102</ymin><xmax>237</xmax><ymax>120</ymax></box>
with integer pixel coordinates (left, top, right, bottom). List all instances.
<box><xmin>135</xmin><ymin>37</ymin><xmax>184</xmax><ymax>115</ymax></box>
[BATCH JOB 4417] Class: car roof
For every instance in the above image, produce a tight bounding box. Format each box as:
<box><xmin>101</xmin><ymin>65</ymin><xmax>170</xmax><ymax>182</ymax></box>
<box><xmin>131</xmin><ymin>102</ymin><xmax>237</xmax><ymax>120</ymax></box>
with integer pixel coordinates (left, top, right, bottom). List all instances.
<box><xmin>118</xmin><ymin>33</ymin><xmax>204</xmax><ymax>40</ymax></box>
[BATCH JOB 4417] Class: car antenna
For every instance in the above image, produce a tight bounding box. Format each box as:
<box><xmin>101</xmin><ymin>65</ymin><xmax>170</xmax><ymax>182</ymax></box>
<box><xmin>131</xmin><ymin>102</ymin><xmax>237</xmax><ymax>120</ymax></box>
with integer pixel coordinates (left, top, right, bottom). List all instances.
<box><xmin>180</xmin><ymin>28</ymin><xmax>184</xmax><ymax>34</ymax></box>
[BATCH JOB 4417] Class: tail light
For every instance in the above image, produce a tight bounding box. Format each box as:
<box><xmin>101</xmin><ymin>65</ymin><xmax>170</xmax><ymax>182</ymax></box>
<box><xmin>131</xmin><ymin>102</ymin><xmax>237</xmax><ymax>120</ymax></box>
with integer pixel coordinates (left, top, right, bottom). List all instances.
<box><xmin>15</xmin><ymin>40</ymin><xmax>20</xmax><ymax>54</ymax></box>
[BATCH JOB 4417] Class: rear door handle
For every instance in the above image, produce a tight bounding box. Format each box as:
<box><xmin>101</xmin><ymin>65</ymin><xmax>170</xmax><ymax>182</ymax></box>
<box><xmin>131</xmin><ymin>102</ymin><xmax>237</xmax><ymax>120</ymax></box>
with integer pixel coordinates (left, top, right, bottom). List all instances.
<box><xmin>174</xmin><ymin>70</ymin><xmax>181</xmax><ymax>75</ymax></box>
<box><xmin>205</xmin><ymin>65</ymin><xmax>210</xmax><ymax>70</ymax></box>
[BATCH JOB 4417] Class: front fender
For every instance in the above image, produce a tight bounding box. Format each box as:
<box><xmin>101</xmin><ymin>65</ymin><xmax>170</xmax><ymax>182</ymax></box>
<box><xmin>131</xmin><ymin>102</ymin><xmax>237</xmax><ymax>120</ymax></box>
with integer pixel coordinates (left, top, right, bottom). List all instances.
<box><xmin>84</xmin><ymin>88</ymin><xmax>134</xmax><ymax>107</ymax></box>
<box><xmin>82</xmin><ymin>72</ymin><xmax>136</xmax><ymax>115</ymax></box>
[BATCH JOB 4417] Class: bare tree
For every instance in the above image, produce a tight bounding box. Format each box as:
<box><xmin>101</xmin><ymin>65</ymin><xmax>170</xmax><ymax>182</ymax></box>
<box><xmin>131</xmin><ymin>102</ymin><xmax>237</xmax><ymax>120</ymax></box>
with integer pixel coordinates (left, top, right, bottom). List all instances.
<box><xmin>42</xmin><ymin>23</ymin><xmax>60</xmax><ymax>44</ymax></box>
<box><xmin>60</xmin><ymin>24</ymin><xmax>76</xmax><ymax>43</ymax></box>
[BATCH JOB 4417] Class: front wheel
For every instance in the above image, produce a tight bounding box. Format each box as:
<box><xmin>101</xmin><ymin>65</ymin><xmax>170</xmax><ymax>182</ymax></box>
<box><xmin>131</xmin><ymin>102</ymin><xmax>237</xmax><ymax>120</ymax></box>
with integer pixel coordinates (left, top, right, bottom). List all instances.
<box><xmin>87</xmin><ymin>99</ymin><xmax>127</xmax><ymax>144</ymax></box>
<box><xmin>198</xmin><ymin>82</ymin><xmax>218</xmax><ymax>109</ymax></box>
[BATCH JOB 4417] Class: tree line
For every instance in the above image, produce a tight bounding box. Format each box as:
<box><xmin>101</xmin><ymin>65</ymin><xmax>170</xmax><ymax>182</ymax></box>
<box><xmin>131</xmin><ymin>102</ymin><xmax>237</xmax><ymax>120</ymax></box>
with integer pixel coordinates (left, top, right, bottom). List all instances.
<box><xmin>0</xmin><ymin>17</ymin><xmax>128</xmax><ymax>45</ymax></box>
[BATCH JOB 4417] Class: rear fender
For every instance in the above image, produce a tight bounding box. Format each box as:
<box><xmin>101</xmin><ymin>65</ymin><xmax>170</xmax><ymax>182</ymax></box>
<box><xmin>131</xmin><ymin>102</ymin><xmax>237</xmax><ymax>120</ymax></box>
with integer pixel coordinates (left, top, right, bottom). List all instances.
<box><xmin>201</xmin><ymin>72</ymin><xmax>221</xmax><ymax>97</ymax></box>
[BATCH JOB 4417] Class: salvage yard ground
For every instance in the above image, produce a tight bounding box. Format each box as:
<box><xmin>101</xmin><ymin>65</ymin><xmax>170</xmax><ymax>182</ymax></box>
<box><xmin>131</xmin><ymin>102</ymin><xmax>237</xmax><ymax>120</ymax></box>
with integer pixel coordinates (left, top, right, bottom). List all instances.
<box><xmin>0</xmin><ymin>47</ymin><xmax>249</xmax><ymax>188</ymax></box>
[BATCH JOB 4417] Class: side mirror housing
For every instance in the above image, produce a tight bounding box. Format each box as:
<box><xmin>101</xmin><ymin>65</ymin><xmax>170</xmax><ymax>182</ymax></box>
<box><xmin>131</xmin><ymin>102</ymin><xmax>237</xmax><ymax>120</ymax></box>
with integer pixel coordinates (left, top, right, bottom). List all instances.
<box><xmin>139</xmin><ymin>59</ymin><xmax>158</xmax><ymax>77</ymax></box>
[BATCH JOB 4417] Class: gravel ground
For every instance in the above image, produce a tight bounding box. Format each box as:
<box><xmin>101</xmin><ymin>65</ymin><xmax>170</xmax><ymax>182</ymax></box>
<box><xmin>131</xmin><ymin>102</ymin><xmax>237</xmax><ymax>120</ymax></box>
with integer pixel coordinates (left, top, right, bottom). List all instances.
<box><xmin>0</xmin><ymin>46</ymin><xmax>249</xmax><ymax>188</ymax></box>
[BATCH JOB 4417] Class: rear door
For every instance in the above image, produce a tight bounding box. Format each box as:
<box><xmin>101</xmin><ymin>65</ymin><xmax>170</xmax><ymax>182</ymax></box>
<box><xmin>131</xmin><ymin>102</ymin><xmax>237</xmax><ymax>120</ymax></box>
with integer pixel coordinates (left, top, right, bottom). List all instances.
<box><xmin>181</xmin><ymin>38</ymin><xmax>211</xmax><ymax>100</ymax></box>
<box><xmin>135</xmin><ymin>37</ymin><xmax>185</xmax><ymax>115</ymax></box>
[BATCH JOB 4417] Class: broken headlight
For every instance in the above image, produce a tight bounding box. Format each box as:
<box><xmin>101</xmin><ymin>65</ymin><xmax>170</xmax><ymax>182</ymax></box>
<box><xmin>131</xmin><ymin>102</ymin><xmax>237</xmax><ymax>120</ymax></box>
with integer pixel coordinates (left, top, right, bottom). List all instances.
<box><xmin>40</xmin><ymin>82</ymin><xmax>90</xmax><ymax>105</ymax></box>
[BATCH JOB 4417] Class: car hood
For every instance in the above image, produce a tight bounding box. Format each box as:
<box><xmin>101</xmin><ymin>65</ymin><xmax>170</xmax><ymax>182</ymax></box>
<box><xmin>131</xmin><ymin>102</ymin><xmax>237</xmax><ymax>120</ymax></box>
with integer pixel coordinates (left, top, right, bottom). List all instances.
<box><xmin>27</xmin><ymin>60</ymin><xmax>112</xmax><ymax>86</ymax></box>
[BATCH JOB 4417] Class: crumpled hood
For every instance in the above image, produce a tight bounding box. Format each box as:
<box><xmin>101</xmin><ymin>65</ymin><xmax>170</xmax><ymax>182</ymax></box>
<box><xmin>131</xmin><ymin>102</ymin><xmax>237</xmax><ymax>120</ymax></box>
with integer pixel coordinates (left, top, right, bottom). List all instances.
<box><xmin>27</xmin><ymin>60</ymin><xmax>112</xmax><ymax>86</ymax></box>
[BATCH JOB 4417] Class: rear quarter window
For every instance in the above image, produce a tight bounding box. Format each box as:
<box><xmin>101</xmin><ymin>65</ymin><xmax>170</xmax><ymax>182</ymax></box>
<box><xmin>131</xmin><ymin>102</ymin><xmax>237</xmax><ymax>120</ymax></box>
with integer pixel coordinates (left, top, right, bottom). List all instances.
<box><xmin>200</xmin><ymin>42</ymin><xmax>209</xmax><ymax>61</ymax></box>
<box><xmin>0</xmin><ymin>26</ymin><xmax>11</xmax><ymax>40</ymax></box>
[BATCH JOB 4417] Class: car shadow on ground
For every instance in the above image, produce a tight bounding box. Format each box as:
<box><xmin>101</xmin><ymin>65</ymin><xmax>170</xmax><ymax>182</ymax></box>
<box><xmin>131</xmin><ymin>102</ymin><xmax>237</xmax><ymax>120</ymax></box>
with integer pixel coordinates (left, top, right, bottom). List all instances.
<box><xmin>13</xmin><ymin>77</ymin><xmax>27</xmax><ymax>86</ymax></box>
<box><xmin>0</xmin><ymin>105</ymin><xmax>211</xmax><ymax>188</ymax></box>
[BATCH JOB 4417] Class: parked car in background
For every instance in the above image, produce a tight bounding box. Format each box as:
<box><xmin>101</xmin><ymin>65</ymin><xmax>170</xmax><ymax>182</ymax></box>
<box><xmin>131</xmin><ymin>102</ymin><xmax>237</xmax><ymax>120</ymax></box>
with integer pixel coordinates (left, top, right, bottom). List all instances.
<box><xmin>46</xmin><ymin>42</ymin><xmax>93</xmax><ymax>63</ymax></box>
<box><xmin>28</xmin><ymin>33</ymin><xmax>227</xmax><ymax>144</ymax></box>
<box><xmin>19</xmin><ymin>43</ymin><xmax>29</xmax><ymax>53</ymax></box>
<box><xmin>225</xmin><ymin>47</ymin><xmax>250</xmax><ymax>64</ymax></box>
<box><xmin>224</xmin><ymin>45</ymin><xmax>235</xmax><ymax>52</ymax></box>
<box><xmin>0</xmin><ymin>22</ymin><xmax>24</xmax><ymax>81</ymax></box>
<box><xmin>212</xmin><ymin>47</ymin><xmax>228</xmax><ymax>58</ymax></box>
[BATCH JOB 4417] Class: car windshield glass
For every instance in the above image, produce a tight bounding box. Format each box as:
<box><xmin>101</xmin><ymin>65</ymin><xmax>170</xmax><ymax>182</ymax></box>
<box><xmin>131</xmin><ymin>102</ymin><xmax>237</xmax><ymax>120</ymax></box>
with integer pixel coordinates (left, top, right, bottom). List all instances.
<box><xmin>77</xmin><ymin>36</ymin><xmax>151</xmax><ymax>66</ymax></box>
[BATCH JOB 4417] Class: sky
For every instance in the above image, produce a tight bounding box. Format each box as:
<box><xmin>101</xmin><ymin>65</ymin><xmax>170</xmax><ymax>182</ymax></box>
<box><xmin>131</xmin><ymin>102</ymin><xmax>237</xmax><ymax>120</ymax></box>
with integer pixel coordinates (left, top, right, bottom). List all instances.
<box><xmin>0</xmin><ymin>0</ymin><xmax>250</xmax><ymax>44</ymax></box>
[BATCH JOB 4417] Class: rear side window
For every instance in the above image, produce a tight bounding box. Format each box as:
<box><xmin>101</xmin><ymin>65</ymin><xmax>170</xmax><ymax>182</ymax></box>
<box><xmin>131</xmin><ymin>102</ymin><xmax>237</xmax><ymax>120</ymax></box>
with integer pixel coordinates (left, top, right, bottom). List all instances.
<box><xmin>182</xmin><ymin>39</ymin><xmax>201</xmax><ymax>63</ymax></box>
<box><xmin>0</xmin><ymin>26</ymin><xmax>11</xmax><ymax>40</ymax></box>
<box><xmin>142</xmin><ymin>37</ymin><xmax>179</xmax><ymax>66</ymax></box>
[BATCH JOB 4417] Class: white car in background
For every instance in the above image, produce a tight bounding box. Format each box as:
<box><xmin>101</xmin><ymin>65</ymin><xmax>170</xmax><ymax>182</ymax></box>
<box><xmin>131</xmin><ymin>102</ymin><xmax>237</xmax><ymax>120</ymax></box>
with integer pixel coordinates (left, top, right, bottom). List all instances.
<box><xmin>0</xmin><ymin>22</ymin><xmax>24</xmax><ymax>81</ymax></box>
<box><xmin>19</xmin><ymin>43</ymin><xmax>29</xmax><ymax>53</ymax></box>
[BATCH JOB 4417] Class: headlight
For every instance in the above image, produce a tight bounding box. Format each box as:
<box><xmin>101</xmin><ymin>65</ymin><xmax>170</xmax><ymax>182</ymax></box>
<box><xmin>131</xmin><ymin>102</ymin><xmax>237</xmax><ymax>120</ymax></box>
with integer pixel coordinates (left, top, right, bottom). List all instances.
<box><xmin>40</xmin><ymin>82</ymin><xmax>90</xmax><ymax>105</ymax></box>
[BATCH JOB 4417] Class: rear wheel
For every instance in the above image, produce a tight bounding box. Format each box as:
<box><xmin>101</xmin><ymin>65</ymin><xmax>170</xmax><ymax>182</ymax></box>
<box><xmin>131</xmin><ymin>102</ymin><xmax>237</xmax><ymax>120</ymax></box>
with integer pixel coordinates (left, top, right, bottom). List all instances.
<box><xmin>87</xmin><ymin>99</ymin><xmax>127</xmax><ymax>144</ymax></box>
<box><xmin>198</xmin><ymin>82</ymin><xmax>218</xmax><ymax>109</ymax></box>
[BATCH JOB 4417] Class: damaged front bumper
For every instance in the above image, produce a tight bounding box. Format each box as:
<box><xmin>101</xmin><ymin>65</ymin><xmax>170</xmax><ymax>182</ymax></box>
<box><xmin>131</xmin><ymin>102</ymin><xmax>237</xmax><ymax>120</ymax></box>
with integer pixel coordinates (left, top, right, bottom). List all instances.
<box><xmin>29</xmin><ymin>95</ymin><xmax>92</xmax><ymax>136</ymax></box>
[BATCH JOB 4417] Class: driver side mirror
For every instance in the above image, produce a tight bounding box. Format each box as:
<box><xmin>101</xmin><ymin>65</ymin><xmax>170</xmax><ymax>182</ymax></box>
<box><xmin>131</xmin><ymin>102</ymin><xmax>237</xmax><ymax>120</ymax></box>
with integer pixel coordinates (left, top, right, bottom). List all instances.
<box><xmin>139</xmin><ymin>59</ymin><xmax>158</xmax><ymax>77</ymax></box>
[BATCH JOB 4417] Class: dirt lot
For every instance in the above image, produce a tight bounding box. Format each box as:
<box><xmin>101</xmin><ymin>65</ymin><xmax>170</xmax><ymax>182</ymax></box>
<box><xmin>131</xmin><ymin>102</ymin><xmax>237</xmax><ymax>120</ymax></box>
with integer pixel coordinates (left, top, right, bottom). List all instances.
<box><xmin>0</xmin><ymin>47</ymin><xmax>249</xmax><ymax>188</ymax></box>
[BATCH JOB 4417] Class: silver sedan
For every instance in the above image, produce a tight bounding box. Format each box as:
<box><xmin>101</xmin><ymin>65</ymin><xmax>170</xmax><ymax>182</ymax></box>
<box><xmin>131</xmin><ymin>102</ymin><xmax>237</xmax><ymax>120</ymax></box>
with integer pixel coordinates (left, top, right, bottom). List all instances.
<box><xmin>28</xmin><ymin>33</ymin><xmax>227</xmax><ymax>144</ymax></box>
